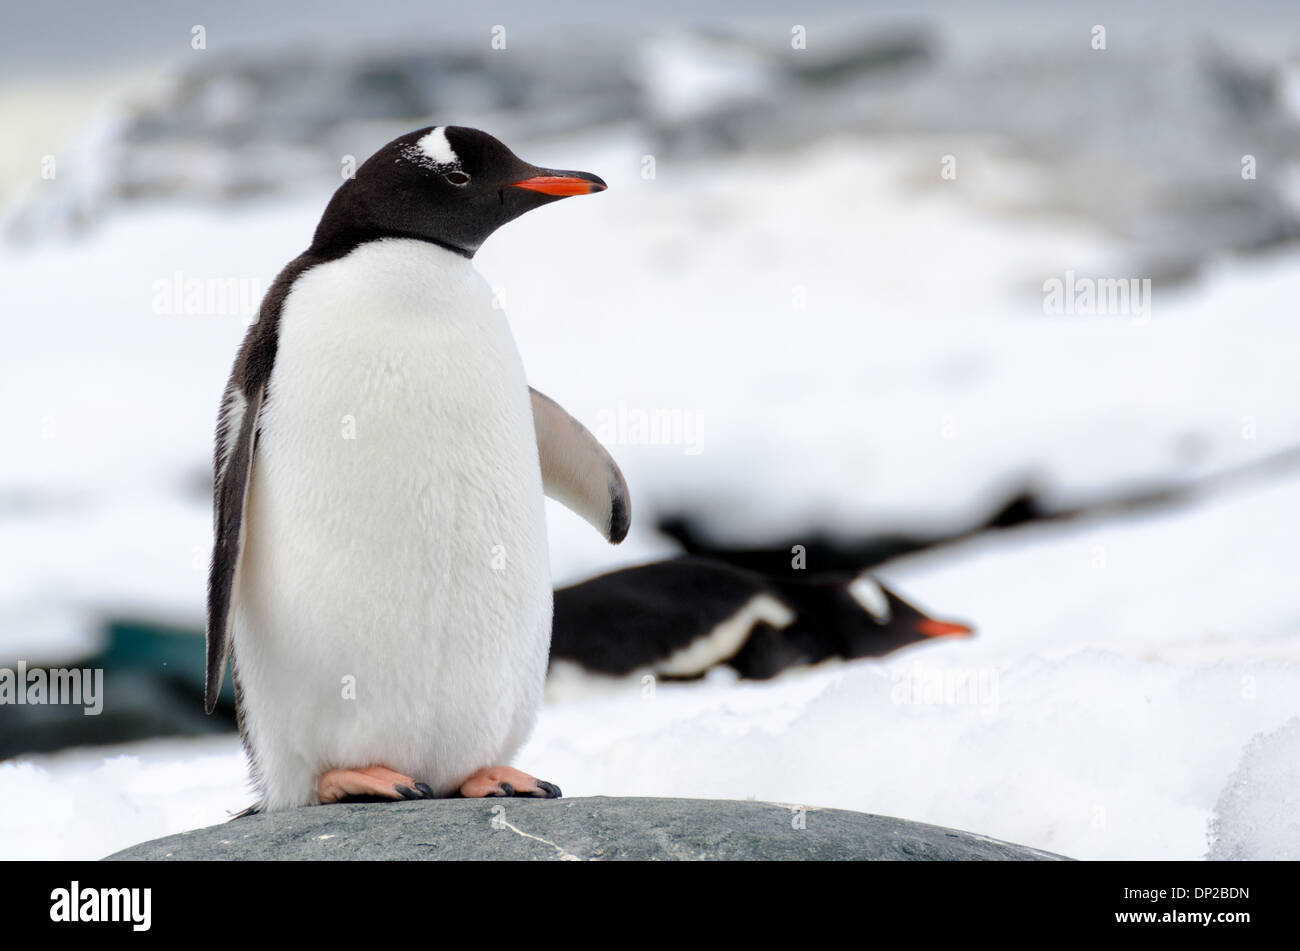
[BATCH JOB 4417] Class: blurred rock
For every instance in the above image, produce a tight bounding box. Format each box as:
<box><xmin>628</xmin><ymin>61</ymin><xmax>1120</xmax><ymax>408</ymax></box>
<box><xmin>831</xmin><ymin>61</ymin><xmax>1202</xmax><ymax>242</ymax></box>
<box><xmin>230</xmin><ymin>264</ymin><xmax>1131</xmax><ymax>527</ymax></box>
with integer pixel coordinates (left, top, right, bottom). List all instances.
<box><xmin>0</xmin><ymin>668</ymin><xmax>233</xmax><ymax>760</ymax></box>
<box><xmin>0</xmin><ymin>617</ymin><xmax>236</xmax><ymax>760</ymax></box>
<box><xmin>9</xmin><ymin>26</ymin><xmax>1297</xmax><ymax>276</ymax></box>
<box><xmin>104</xmin><ymin>796</ymin><xmax>1070</xmax><ymax>860</ymax></box>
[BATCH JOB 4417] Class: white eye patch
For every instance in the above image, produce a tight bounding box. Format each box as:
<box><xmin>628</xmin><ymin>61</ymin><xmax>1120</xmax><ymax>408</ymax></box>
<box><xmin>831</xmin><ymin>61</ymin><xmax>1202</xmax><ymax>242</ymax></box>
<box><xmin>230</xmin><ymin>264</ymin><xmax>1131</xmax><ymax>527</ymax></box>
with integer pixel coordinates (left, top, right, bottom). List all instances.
<box><xmin>848</xmin><ymin>576</ymin><xmax>892</xmax><ymax>622</ymax></box>
<box><xmin>418</xmin><ymin>127</ymin><xmax>458</xmax><ymax>165</ymax></box>
<box><xmin>402</xmin><ymin>126</ymin><xmax>461</xmax><ymax>170</ymax></box>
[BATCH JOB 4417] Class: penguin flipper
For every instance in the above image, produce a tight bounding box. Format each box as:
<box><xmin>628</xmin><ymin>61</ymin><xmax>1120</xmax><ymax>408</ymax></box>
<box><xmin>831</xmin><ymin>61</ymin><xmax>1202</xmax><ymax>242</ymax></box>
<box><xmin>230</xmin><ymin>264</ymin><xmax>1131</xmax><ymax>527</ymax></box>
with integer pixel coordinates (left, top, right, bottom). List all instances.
<box><xmin>205</xmin><ymin>380</ymin><xmax>264</xmax><ymax>714</ymax></box>
<box><xmin>529</xmin><ymin>387</ymin><xmax>630</xmax><ymax>543</ymax></box>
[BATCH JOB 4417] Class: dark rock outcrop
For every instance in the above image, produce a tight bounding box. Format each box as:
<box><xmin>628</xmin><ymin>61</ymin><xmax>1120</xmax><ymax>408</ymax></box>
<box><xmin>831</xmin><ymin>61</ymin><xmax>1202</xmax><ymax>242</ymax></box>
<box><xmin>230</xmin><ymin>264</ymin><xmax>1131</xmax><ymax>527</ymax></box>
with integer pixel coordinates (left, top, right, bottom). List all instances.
<box><xmin>105</xmin><ymin>796</ymin><xmax>1069</xmax><ymax>861</ymax></box>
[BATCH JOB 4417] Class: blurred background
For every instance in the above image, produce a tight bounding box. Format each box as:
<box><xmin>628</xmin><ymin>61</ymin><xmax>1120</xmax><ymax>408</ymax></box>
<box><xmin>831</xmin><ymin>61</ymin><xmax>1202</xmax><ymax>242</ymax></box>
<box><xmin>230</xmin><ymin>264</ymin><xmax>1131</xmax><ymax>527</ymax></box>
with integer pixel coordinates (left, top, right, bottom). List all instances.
<box><xmin>2</xmin><ymin>0</ymin><xmax>1299</xmax><ymax>860</ymax></box>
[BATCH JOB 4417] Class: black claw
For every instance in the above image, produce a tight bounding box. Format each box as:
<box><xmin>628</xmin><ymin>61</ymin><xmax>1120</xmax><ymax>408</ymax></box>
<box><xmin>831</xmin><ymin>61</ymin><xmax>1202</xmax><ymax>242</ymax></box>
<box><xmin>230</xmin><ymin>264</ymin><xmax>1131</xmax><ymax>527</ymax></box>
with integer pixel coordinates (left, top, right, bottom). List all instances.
<box><xmin>497</xmin><ymin>782</ymin><xmax>515</xmax><ymax>797</ymax></box>
<box><xmin>533</xmin><ymin>780</ymin><xmax>562</xmax><ymax>799</ymax></box>
<box><xmin>395</xmin><ymin>785</ymin><xmax>419</xmax><ymax>800</ymax></box>
<box><xmin>413</xmin><ymin>782</ymin><xmax>436</xmax><ymax>799</ymax></box>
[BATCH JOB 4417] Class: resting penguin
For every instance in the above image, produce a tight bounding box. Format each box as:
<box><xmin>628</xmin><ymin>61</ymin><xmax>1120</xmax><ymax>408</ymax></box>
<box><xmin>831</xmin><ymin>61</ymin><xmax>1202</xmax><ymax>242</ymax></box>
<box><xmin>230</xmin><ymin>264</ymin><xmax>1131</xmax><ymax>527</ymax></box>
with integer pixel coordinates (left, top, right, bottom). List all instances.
<box><xmin>206</xmin><ymin>126</ymin><xmax>627</xmax><ymax>812</ymax></box>
<box><xmin>550</xmin><ymin>556</ymin><xmax>972</xmax><ymax>681</ymax></box>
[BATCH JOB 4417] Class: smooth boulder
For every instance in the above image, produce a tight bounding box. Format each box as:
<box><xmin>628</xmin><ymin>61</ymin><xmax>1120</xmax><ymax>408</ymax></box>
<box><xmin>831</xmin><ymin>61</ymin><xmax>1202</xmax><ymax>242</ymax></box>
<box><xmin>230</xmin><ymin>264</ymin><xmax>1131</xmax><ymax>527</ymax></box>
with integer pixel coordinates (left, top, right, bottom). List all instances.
<box><xmin>105</xmin><ymin>796</ymin><xmax>1070</xmax><ymax>861</ymax></box>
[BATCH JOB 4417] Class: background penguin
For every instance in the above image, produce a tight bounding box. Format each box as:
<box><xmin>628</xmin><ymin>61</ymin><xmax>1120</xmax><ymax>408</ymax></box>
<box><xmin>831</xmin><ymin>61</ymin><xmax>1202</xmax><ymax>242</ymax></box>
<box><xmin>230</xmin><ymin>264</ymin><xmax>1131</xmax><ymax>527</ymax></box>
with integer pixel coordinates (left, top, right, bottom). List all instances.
<box><xmin>550</xmin><ymin>555</ymin><xmax>972</xmax><ymax>681</ymax></box>
<box><xmin>206</xmin><ymin>126</ymin><xmax>627</xmax><ymax>812</ymax></box>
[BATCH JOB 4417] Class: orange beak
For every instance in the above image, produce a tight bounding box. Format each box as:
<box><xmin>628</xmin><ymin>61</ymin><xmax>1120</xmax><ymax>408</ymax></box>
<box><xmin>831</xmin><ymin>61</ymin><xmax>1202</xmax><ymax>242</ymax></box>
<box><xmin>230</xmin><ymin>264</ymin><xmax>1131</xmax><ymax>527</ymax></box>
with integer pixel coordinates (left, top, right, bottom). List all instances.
<box><xmin>916</xmin><ymin>619</ymin><xmax>975</xmax><ymax>638</ymax></box>
<box><xmin>509</xmin><ymin>175</ymin><xmax>607</xmax><ymax>197</ymax></box>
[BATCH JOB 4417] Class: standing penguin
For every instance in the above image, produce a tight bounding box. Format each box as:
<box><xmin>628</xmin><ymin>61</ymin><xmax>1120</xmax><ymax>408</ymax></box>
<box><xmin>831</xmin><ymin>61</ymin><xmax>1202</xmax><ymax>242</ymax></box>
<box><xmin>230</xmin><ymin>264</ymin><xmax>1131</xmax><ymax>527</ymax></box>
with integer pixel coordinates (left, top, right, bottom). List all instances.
<box><xmin>206</xmin><ymin>126</ymin><xmax>628</xmax><ymax>812</ymax></box>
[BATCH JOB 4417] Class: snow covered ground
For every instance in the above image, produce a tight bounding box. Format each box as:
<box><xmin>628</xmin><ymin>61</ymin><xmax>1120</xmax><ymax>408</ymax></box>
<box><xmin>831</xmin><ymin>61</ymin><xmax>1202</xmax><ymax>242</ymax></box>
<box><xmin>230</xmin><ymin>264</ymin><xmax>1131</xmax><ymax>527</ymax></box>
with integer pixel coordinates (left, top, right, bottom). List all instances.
<box><xmin>2</xmin><ymin>128</ymin><xmax>1298</xmax><ymax>860</ymax></box>
<box><xmin>5</xmin><ymin>458</ymin><xmax>1299</xmax><ymax>861</ymax></box>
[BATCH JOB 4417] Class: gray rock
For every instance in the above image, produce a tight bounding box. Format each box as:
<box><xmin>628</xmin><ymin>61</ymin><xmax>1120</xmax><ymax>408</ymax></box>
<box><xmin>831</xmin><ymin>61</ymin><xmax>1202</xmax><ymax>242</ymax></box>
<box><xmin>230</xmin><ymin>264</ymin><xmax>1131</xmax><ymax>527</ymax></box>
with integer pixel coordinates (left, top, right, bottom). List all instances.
<box><xmin>104</xmin><ymin>796</ymin><xmax>1070</xmax><ymax>861</ymax></box>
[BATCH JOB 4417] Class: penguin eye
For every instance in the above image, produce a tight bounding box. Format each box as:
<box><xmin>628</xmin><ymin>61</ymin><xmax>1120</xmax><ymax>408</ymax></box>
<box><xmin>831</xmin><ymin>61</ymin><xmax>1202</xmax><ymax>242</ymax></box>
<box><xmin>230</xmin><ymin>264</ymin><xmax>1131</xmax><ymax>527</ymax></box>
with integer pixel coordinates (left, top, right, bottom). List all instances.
<box><xmin>444</xmin><ymin>171</ymin><xmax>471</xmax><ymax>186</ymax></box>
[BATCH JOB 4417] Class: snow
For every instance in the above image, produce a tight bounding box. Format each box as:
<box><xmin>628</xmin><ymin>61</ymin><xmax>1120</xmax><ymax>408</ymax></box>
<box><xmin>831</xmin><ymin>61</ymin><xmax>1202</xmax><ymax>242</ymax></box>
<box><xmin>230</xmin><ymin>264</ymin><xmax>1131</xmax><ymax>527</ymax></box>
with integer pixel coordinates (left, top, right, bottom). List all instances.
<box><xmin>1</xmin><ymin>131</ymin><xmax>1298</xmax><ymax>860</ymax></box>
<box><xmin>528</xmin><ymin>463</ymin><xmax>1300</xmax><ymax>862</ymax></box>
<box><xmin>4</xmin><ymin>461</ymin><xmax>1298</xmax><ymax>860</ymax></box>
<box><xmin>1208</xmin><ymin>717</ymin><xmax>1300</xmax><ymax>860</ymax></box>
<box><xmin>0</xmin><ymin>737</ymin><xmax>248</xmax><ymax>861</ymax></box>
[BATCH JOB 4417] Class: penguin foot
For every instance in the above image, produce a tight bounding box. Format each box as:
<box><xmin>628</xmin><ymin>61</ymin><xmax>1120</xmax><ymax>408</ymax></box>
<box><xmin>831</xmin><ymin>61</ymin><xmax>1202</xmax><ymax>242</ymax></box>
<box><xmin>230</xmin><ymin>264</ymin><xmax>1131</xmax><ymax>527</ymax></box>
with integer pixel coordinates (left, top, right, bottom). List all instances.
<box><xmin>458</xmin><ymin>766</ymin><xmax>562</xmax><ymax>799</ymax></box>
<box><xmin>316</xmin><ymin>765</ymin><xmax>438</xmax><ymax>804</ymax></box>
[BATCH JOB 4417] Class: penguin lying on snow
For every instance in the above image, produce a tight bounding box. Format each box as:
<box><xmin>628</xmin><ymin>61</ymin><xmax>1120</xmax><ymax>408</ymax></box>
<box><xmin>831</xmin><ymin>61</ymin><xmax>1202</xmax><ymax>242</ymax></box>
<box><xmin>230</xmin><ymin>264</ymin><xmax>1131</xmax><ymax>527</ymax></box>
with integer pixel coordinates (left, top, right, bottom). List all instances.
<box><xmin>550</xmin><ymin>556</ymin><xmax>972</xmax><ymax>681</ymax></box>
<box><xmin>206</xmin><ymin>126</ymin><xmax>626</xmax><ymax>812</ymax></box>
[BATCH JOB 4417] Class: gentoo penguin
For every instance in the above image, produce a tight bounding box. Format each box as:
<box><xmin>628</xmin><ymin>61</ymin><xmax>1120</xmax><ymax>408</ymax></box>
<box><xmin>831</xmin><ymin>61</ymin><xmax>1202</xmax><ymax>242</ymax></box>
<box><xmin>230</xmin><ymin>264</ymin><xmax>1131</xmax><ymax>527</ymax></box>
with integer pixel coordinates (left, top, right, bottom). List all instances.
<box><xmin>206</xmin><ymin>126</ymin><xmax>628</xmax><ymax>812</ymax></box>
<box><xmin>550</xmin><ymin>556</ymin><xmax>971</xmax><ymax>681</ymax></box>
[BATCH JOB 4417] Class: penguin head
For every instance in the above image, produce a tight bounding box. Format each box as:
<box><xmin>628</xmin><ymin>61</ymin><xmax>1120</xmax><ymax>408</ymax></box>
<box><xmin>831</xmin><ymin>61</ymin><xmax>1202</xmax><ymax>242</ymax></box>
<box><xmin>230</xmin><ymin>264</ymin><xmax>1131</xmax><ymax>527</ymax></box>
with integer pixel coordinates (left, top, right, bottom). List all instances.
<box><xmin>843</xmin><ymin>576</ymin><xmax>974</xmax><ymax>657</ymax></box>
<box><xmin>313</xmin><ymin>125</ymin><xmax>606</xmax><ymax>257</ymax></box>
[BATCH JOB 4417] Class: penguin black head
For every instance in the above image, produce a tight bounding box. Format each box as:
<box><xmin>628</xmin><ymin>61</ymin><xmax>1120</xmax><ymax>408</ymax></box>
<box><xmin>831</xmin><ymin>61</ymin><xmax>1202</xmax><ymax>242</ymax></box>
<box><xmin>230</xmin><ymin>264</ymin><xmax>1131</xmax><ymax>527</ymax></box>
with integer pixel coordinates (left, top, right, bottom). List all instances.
<box><xmin>840</xmin><ymin>577</ymin><xmax>974</xmax><ymax>659</ymax></box>
<box><xmin>312</xmin><ymin>125</ymin><xmax>607</xmax><ymax>258</ymax></box>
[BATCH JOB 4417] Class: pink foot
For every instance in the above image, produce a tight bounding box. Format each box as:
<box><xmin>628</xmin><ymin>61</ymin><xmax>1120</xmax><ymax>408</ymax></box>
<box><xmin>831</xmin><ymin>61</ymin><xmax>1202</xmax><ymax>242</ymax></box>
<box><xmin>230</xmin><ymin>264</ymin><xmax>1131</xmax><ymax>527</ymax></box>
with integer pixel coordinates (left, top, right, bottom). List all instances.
<box><xmin>458</xmin><ymin>765</ymin><xmax>562</xmax><ymax>799</ymax></box>
<box><xmin>317</xmin><ymin>765</ymin><xmax>437</xmax><ymax>804</ymax></box>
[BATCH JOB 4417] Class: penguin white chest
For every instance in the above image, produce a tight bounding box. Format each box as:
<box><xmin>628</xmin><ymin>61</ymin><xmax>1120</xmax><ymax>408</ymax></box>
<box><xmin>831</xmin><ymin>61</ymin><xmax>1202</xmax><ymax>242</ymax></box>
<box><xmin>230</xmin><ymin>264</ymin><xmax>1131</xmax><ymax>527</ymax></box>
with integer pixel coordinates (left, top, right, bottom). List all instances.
<box><xmin>235</xmin><ymin>238</ymin><xmax>551</xmax><ymax>810</ymax></box>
